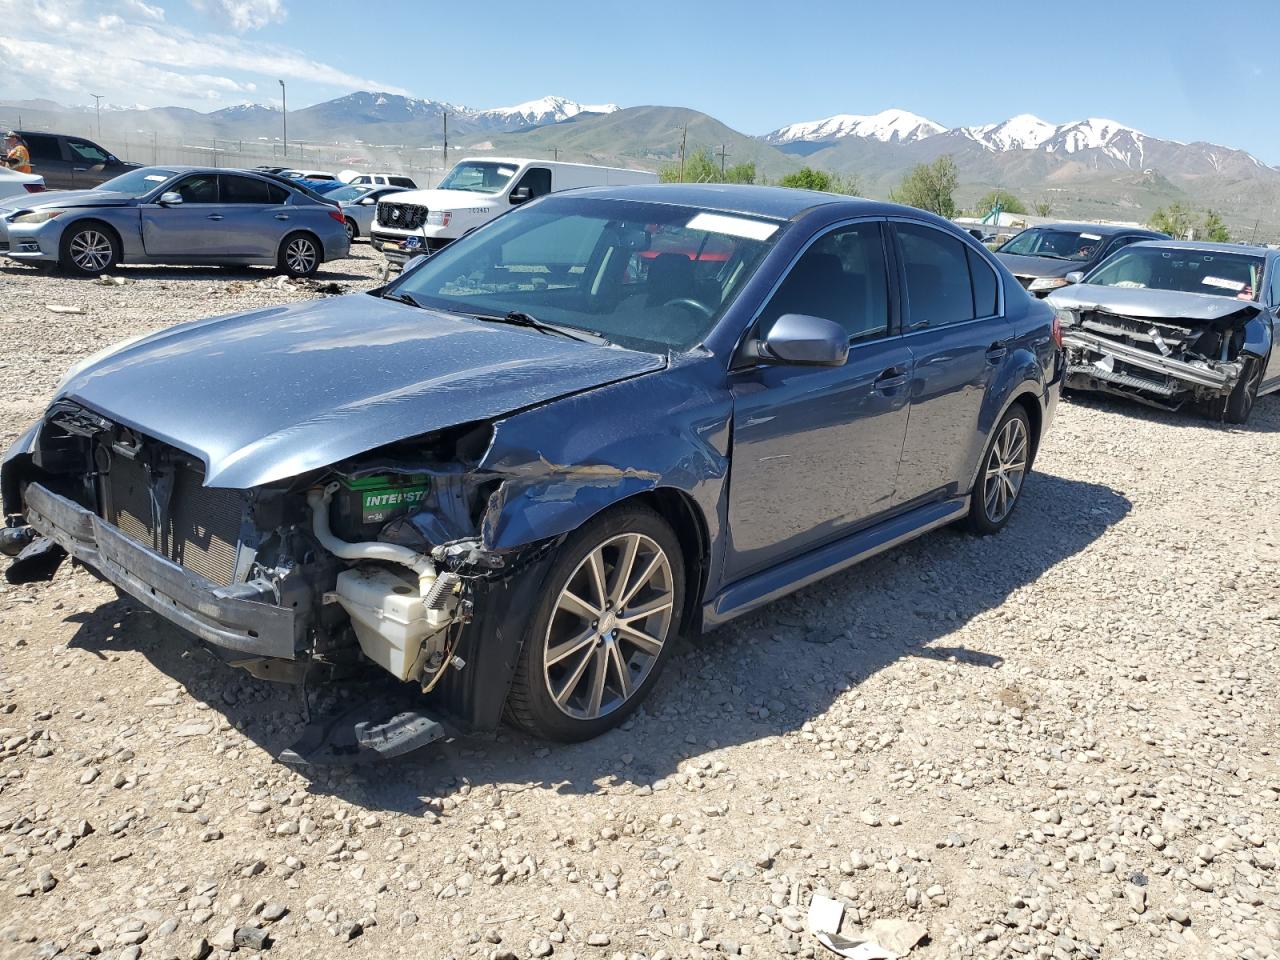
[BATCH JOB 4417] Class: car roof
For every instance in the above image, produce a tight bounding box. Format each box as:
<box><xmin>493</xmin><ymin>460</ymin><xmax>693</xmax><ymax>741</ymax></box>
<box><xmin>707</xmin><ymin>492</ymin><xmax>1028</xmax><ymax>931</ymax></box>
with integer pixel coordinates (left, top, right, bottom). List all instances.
<box><xmin>1127</xmin><ymin>239</ymin><xmax>1273</xmax><ymax>257</ymax></box>
<box><xmin>553</xmin><ymin>183</ymin><xmax>920</xmax><ymax>221</ymax></box>
<box><xmin>1027</xmin><ymin>222</ymin><xmax>1161</xmax><ymax>237</ymax></box>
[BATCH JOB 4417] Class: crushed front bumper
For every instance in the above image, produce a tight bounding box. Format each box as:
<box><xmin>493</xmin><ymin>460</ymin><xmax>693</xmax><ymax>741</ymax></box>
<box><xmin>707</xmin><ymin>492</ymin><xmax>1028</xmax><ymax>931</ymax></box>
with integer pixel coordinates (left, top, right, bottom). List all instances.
<box><xmin>1063</xmin><ymin>329</ymin><xmax>1241</xmax><ymax>396</ymax></box>
<box><xmin>23</xmin><ymin>482</ymin><xmax>296</xmax><ymax>659</ymax></box>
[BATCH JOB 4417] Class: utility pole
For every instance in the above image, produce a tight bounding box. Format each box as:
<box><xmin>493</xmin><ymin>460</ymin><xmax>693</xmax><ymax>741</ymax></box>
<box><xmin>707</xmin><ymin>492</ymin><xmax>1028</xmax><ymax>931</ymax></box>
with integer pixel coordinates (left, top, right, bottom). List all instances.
<box><xmin>442</xmin><ymin>112</ymin><xmax>448</xmax><ymax>168</ymax></box>
<box><xmin>152</xmin><ymin>130</ymin><xmax>157</xmax><ymax>165</ymax></box>
<box><xmin>1251</xmin><ymin>218</ymin><xmax>1260</xmax><ymax>243</ymax></box>
<box><xmin>278</xmin><ymin>80</ymin><xmax>287</xmax><ymax>159</ymax></box>
<box><xmin>716</xmin><ymin>143</ymin><xmax>729</xmax><ymax>178</ymax></box>
<box><xmin>551</xmin><ymin>147</ymin><xmax>559</xmax><ymax>161</ymax></box>
<box><xmin>90</xmin><ymin>94</ymin><xmax>103</xmax><ymax>140</ymax></box>
<box><xmin>679</xmin><ymin>124</ymin><xmax>688</xmax><ymax>183</ymax></box>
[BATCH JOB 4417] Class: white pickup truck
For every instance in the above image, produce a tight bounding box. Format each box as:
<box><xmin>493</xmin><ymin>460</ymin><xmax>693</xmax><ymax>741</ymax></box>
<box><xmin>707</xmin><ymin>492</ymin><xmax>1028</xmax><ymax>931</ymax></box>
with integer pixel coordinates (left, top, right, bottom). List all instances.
<box><xmin>370</xmin><ymin>156</ymin><xmax>657</xmax><ymax>272</ymax></box>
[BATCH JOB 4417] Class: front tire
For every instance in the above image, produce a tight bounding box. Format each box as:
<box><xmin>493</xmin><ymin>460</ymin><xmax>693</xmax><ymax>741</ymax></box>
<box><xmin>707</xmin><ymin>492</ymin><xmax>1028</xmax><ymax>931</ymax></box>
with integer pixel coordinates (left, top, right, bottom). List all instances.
<box><xmin>967</xmin><ymin>405</ymin><xmax>1031</xmax><ymax>535</ymax></box>
<box><xmin>59</xmin><ymin>221</ymin><xmax>119</xmax><ymax>276</ymax></box>
<box><xmin>506</xmin><ymin>504</ymin><xmax>685</xmax><ymax>742</ymax></box>
<box><xmin>278</xmin><ymin>232</ymin><xmax>321</xmax><ymax>278</ymax></box>
<box><xmin>1223</xmin><ymin>355</ymin><xmax>1263</xmax><ymax>424</ymax></box>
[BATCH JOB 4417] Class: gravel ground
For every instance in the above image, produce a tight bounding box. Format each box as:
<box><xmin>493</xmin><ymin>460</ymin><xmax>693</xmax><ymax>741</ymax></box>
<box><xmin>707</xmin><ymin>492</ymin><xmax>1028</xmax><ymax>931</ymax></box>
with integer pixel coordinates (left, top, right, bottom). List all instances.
<box><xmin>1</xmin><ymin>250</ymin><xmax>1278</xmax><ymax>960</ymax></box>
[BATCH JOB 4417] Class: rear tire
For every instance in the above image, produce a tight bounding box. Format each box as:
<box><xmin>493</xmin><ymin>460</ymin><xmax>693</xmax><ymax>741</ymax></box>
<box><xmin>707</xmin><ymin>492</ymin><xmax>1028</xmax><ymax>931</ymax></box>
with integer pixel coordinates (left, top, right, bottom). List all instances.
<box><xmin>1223</xmin><ymin>355</ymin><xmax>1263</xmax><ymax>424</ymax></box>
<box><xmin>343</xmin><ymin>218</ymin><xmax>357</xmax><ymax>242</ymax></box>
<box><xmin>59</xmin><ymin>221</ymin><xmax>119</xmax><ymax>277</ymax></box>
<box><xmin>967</xmin><ymin>405</ymin><xmax>1032</xmax><ymax>535</ymax></box>
<box><xmin>278</xmin><ymin>232</ymin><xmax>321</xmax><ymax>278</ymax></box>
<box><xmin>506</xmin><ymin>504</ymin><xmax>685</xmax><ymax>742</ymax></box>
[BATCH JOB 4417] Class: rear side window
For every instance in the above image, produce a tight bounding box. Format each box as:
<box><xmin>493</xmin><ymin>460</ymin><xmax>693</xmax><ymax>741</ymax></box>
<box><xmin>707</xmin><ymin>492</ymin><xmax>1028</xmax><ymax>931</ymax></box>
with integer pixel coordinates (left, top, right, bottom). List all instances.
<box><xmin>967</xmin><ymin>247</ymin><xmax>999</xmax><ymax>317</ymax></box>
<box><xmin>24</xmin><ymin>135</ymin><xmax>61</xmax><ymax>162</ymax></box>
<box><xmin>758</xmin><ymin>221</ymin><xmax>890</xmax><ymax>341</ymax></box>
<box><xmin>220</xmin><ymin>175</ymin><xmax>270</xmax><ymax>204</ymax></box>
<box><xmin>896</xmin><ymin>222</ymin><xmax>975</xmax><ymax>328</ymax></box>
<box><xmin>389</xmin><ymin>176</ymin><xmax>415</xmax><ymax>188</ymax></box>
<box><xmin>265</xmin><ymin>183</ymin><xmax>290</xmax><ymax>204</ymax></box>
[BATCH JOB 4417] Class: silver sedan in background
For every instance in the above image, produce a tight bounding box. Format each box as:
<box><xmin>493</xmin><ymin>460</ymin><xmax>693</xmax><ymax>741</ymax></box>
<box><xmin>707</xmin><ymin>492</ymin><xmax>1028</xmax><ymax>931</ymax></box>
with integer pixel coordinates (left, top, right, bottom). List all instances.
<box><xmin>328</xmin><ymin>184</ymin><xmax>410</xmax><ymax>242</ymax></box>
<box><xmin>0</xmin><ymin>166</ymin><xmax>350</xmax><ymax>277</ymax></box>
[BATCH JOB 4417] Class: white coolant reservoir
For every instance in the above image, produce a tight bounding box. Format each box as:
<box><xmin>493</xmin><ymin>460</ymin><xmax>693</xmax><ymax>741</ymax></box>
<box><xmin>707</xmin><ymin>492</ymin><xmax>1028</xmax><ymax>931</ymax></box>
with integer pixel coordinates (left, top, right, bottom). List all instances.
<box><xmin>334</xmin><ymin>566</ymin><xmax>438</xmax><ymax>681</ymax></box>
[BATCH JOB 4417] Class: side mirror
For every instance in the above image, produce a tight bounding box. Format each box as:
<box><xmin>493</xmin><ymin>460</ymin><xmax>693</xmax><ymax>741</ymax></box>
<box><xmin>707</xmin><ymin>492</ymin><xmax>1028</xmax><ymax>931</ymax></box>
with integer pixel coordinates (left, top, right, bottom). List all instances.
<box><xmin>509</xmin><ymin>186</ymin><xmax>532</xmax><ymax>205</ymax></box>
<box><xmin>758</xmin><ymin>314</ymin><xmax>849</xmax><ymax>367</ymax></box>
<box><xmin>358</xmin><ymin>197</ymin><xmax>376</xmax><ymax>205</ymax></box>
<box><xmin>1064</xmin><ymin>271</ymin><xmax>1084</xmax><ymax>284</ymax></box>
<box><xmin>158</xmin><ymin>191</ymin><xmax>183</xmax><ymax>206</ymax></box>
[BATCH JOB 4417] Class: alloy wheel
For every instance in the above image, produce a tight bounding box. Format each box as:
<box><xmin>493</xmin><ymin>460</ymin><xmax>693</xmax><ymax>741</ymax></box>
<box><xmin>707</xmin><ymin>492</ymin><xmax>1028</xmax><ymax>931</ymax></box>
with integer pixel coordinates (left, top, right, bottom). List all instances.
<box><xmin>69</xmin><ymin>230</ymin><xmax>113</xmax><ymax>272</ymax></box>
<box><xmin>543</xmin><ymin>533</ymin><xmax>674</xmax><ymax>721</ymax></box>
<box><xmin>285</xmin><ymin>238</ymin><xmax>317</xmax><ymax>274</ymax></box>
<box><xmin>983</xmin><ymin>416</ymin><xmax>1028</xmax><ymax>524</ymax></box>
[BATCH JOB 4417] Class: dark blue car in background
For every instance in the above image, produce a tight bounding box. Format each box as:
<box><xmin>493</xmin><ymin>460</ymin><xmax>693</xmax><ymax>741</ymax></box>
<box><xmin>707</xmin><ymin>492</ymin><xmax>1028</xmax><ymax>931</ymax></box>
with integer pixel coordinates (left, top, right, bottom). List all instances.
<box><xmin>1</xmin><ymin>184</ymin><xmax>1061</xmax><ymax>754</ymax></box>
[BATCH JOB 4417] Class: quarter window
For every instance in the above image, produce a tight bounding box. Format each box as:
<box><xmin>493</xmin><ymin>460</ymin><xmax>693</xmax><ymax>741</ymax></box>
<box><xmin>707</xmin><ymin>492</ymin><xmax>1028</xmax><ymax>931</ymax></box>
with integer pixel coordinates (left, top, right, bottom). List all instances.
<box><xmin>896</xmin><ymin>222</ymin><xmax>975</xmax><ymax>328</ymax></box>
<box><xmin>967</xmin><ymin>247</ymin><xmax>999</xmax><ymax>317</ymax></box>
<box><xmin>1268</xmin><ymin>260</ymin><xmax>1280</xmax><ymax>307</ymax></box>
<box><xmin>757</xmin><ymin>222</ymin><xmax>891</xmax><ymax>341</ymax></box>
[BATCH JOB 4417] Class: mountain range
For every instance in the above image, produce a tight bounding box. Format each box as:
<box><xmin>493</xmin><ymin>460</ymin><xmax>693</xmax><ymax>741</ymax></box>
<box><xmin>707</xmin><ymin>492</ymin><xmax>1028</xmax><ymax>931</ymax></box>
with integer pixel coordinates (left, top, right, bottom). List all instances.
<box><xmin>3</xmin><ymin>92</ymin><xmax>1278</xmax><ymax>237</ymax></box>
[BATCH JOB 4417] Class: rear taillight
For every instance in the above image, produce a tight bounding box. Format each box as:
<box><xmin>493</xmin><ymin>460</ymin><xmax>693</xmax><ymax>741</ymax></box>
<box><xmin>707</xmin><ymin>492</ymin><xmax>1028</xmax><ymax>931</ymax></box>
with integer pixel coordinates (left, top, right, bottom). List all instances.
<box><xmin>1051</xmin><ymin>313</ymin><xmax>1064</xmax><ymax>350</ymax></box>
<box><xmin>23</xmin><ymin>183</ymin><xmax>45</xmax><ymax>193</ymax></box>
<box><xmin>329</xmin><ymin>210</ymin><xmax>345</xmax><ymax>224</ymax></box>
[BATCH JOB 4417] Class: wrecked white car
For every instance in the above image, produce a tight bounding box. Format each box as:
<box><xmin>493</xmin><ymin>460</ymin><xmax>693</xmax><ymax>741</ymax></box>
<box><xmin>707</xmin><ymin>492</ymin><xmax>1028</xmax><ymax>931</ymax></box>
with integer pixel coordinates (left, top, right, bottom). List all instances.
<box><xmin>1049</xmin><ymin>241</ymin><xmax>1280</xmax><ymax>423</ymax></box>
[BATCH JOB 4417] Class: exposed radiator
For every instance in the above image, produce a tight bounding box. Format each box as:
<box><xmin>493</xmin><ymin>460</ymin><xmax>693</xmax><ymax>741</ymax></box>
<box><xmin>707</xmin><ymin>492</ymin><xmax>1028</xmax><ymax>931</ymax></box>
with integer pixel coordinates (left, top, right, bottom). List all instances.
<box><xmin>100</xmin><ymin>451</ymin><xmax>244</xmax><ymax>586</ymax></box>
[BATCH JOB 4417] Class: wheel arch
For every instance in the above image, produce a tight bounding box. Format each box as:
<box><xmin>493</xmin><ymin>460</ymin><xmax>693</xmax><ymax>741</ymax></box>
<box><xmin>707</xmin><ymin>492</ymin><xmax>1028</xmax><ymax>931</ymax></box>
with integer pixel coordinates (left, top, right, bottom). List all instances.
<box><xmin>60</xmin><ymin>217</ymin><xmax>124</xmax><ymax>265</ymax></box>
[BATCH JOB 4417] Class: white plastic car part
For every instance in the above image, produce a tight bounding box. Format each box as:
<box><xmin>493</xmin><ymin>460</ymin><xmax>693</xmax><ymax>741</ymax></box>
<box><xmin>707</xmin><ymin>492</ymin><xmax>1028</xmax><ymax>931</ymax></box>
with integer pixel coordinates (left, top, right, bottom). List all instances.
<box><xmin>332</xmin><ymin>566</ymin><xmax>452</xmax><ymax>681</ymax></box>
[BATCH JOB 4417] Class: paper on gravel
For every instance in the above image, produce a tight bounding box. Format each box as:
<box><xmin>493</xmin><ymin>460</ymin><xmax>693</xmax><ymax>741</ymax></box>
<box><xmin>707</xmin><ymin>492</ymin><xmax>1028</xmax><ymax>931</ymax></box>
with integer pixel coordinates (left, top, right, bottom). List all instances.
<box><xmin>807</xmin><ymin>894</ymin><xmax>844</xmax><ymax>934</ymax></box>
<box><xmin>814</xmin><ymin>931</ymin><xmax>900</xmax><ymax>960</ymax></box>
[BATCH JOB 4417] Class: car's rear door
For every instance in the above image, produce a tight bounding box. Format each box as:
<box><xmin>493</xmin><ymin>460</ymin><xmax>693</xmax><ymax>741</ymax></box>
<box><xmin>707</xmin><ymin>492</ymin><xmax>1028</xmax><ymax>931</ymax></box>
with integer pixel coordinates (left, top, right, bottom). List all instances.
<box><xmin>889</xmin><ymin>219</ymin><xmax>1015</xmax><ymax>506</ymax></box>
<box><xmin>1264</xmin><ymin>259</ymin><xmax>1280</xmax><ymax>388</ymax></box>
<box><xmin>140</xmin><ymin>172</ymin><xmax>223</xmax><ymax>257</ymax></box>
<box><xmin>217</xmin><ymin>174</ymin><xmax>290</xmax><ymax>258</ymax></box>
<box><xmin>23</xmin><ymin>135</ymin><xmax>69</xmax><ymax>188</ymax></box>
<box><xmin>724</xmin><ymin>219</ymin><xmax>912</xmax><ymax>581</ymax></box>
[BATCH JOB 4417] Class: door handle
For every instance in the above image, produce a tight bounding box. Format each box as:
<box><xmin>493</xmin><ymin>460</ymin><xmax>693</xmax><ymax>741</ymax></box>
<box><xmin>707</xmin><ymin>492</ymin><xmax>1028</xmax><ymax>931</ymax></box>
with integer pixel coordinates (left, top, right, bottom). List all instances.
<box><xmin>206</xmin><ymin>214</ymin><xmax>224</xmax><ymax>221</ymax></box>
<box><xmin>274</xmin><ymin>214</ymin><xmax>290</xmax><ymax>221</ymax></box>
<box><xmin>985</xmin><ymin>342</ymin><xmax>1008</xmax><ymax>362</ymax></box>
<box><xmin>873</xmin><ymin>367</ymin><xmax>909</xmax><ymax>391</ymax></box>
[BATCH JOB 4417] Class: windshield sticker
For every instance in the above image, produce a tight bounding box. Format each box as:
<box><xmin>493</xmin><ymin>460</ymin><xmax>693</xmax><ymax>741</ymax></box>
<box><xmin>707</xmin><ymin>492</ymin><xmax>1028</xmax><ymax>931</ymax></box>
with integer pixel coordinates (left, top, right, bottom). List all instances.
<box><xmin>1080</xmin><ymin>232</ymin><xmax>1101</xmax><ymax>240</ymax></box>
<box><xmin>143</xmin><ymin>174</ymin><xmax>168</xmax><ymax>182</ymax></box>
<box><xmin>685</xmin><ymin>212</ymin><xmax>778</xmax><ymax>241</ymax></box>
<box><xmin>497</xmin><ymin>167</ymin><xmax>516</xmax><ymax>177</ymax></box>
<box><xmin>1203</xmin><ymin>276</ymin><xmax>1246</xmax><ymax>292</ymax></box>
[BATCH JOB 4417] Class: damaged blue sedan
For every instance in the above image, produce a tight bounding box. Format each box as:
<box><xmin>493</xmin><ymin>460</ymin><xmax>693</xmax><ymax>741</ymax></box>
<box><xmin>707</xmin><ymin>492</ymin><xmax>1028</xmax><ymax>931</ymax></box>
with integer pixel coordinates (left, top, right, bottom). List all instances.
<box><xmin>0</xmin><ymin>184</ymin><xmax>1061</xmax><ymax>752</ymax></box>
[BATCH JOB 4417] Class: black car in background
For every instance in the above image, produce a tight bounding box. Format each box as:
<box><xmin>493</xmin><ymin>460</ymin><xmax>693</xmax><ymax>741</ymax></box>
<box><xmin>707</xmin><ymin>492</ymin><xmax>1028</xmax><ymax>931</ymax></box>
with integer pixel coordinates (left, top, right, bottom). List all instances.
<box><xmin>14</xmin><ymin>131</ymin><xmax>141</xmax><ymax>189</ymax></box>
<box><xmin>996</xmin><ymin>222</ymin><xmax>1168</xmax><ymax>297</ymax></box>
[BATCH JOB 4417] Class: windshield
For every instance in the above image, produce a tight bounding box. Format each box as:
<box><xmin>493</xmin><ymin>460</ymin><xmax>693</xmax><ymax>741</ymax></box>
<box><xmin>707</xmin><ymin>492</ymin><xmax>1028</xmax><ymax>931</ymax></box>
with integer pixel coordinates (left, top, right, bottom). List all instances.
<box><xmin>328</xmin><ymin>185</ymin><xmax>373</xmax><ymax>203</ymax></box>
<box><xmin>96</xmin><ymin>167</ymin><xmax>178</xmax><ymax>196</ymax></box>
<box><xmin>437</xmin><ymin>161</ymin><xmax>519</xmax><ymax>194</ymax></box>
<box><xmin>1084</xmin><ymin>246</ymin><xmax>1265</xmax><ymax>300</ymax></box>
<box><xmin>389</xmin><ymin>196</ymin><xmax>782</xmax><ymax>351</ymax></box>
<box><xmin>999</xmin><ymin>227</ymin><xmax>1107</xmax><ymax>261</ymax></box>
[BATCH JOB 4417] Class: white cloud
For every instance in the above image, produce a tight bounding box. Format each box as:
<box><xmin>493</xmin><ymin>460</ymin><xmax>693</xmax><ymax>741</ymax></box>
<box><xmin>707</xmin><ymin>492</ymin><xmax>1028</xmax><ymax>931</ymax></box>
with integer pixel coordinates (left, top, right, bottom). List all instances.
<box><xmin>0</xmin><ymin>0</ymin><xmax>406</xmax><ymax>110</ymax></box>
<box><xmin>198</xmin><ymin>0</ymin><xmax>286</xmax><ymax>32</ymax></box>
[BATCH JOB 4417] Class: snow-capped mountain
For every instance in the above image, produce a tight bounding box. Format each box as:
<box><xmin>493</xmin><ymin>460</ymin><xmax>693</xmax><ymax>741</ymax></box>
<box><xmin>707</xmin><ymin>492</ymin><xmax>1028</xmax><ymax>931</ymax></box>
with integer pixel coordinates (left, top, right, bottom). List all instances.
<box><xmin>764</xmin><ymin>109</ymin><xmax>943</xmax><ymax>145</ymax></box>
<box><xmin>478</xmin><ymin>95</ymin><xmax>619</xmax><ymax>126</ymax></box>
<box><xmin>958</xmin><ymin>114</ymin><xmax>1057</xmax><ymax>151</ymax></box>
<box><xmin>762</xmin><ymin>109</ymin><xmax>1270</xmax><ymax>176</ymax></box>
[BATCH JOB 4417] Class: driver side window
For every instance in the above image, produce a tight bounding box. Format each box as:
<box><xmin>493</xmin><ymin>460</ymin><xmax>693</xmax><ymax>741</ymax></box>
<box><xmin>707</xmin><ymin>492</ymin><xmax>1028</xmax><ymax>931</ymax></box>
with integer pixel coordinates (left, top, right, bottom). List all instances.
<box><xmin>757</xmin><ymin>221</ymin><xmax>891</xmax><ymax>341</ymax></box>
<box><xmin>512</xmin><ymin>167</ymin><xmax>552</xmax><ymax>200</ymax></box>
<box><xmin>172</xmin><ymin>175</ymin><xmax>218</xmax><ymax>204</ymax></box>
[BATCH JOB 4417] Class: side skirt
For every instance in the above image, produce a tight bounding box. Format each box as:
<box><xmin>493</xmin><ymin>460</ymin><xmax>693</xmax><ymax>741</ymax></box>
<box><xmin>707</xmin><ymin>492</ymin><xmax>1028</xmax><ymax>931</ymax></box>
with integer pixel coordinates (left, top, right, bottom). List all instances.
<box><xmin>702</xmin><ymin>496</ymin><xmax>969</xmax><ymax>628</ymax></box>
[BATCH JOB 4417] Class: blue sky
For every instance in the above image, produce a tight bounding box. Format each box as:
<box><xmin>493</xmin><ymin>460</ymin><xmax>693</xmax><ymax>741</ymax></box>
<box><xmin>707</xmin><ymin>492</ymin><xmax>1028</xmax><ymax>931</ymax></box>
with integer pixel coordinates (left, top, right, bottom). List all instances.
<box><xmin>3</xmin><ymin>0</ymin><xmax>1277</xmax><ymax>160</ymax></box>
